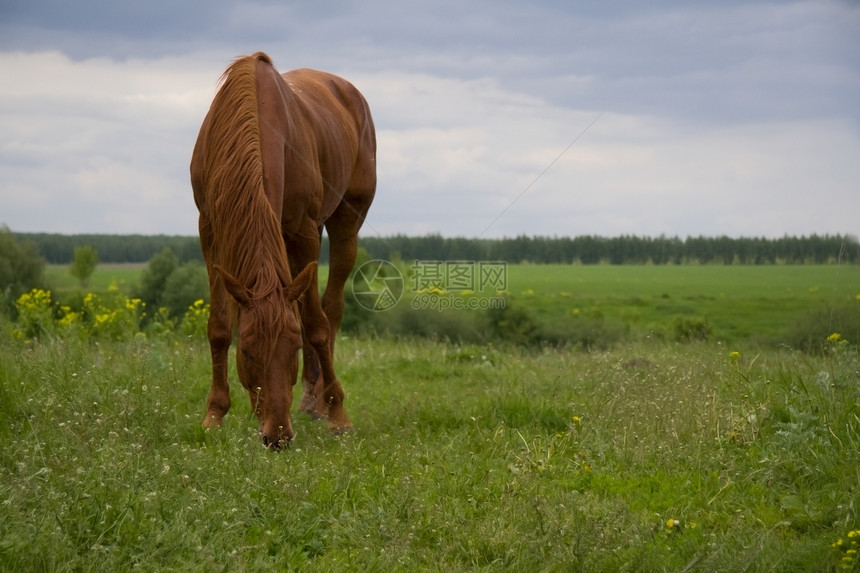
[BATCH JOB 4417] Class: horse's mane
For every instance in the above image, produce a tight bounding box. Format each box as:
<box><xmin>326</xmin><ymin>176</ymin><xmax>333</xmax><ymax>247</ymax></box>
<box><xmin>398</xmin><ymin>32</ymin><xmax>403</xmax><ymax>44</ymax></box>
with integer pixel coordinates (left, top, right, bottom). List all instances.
<box><xmin>202</xmin><ymin>52</ymin><xmax>293</xmax><ymax>338</ymax></box>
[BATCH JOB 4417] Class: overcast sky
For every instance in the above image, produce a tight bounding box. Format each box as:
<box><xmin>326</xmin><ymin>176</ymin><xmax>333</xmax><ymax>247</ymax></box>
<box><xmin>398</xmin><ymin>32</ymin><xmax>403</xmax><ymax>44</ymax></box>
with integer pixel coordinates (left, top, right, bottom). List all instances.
<box><xmin>1</xmin><ymin>1</ymin><xmax>858</xmax><ymax>240</ymax></box>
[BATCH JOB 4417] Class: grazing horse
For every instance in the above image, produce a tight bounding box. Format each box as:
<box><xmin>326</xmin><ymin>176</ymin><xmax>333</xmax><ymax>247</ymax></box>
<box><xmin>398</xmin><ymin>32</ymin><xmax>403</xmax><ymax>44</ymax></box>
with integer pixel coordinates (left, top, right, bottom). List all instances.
<box><xmin>190</xmin><ymin>52</ymin><xmax>376</xmax><ymax>448</ymax></box>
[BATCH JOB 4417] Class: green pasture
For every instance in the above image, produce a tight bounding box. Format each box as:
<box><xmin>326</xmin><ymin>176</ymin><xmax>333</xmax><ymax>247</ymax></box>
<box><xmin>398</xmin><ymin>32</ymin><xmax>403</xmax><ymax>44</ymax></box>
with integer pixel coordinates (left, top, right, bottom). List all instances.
<box><xmin>1</xmin><ymin>326</ymin><xmax>858</xmax><ymax>571</ymax></box>
<box><xmin>3</xmin><ymin>264</ymin><xmax>860</xmax><ymax>570</ymax></box>
<box><xmin>45</xmin><ymin>263</ymin><xmax>146</xmax><ymax>295</ymax></box>
<box><xmin>502</xmin><ymin>264</ymin><xmax>859</xmax><ymax>344</ymax></box>
<box><xmin>43</xmin><ymin>262</ymin><xmax>860</xmax><ymax>349</ymax></box>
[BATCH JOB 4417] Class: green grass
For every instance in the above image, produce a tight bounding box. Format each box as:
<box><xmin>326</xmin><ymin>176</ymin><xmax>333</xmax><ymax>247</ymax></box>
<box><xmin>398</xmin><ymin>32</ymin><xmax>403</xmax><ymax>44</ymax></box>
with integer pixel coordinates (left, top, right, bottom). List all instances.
<box><xmin>44</xmin><ymin>263</ymin><xmax>146</xmax><ymax>295</ymax></box>
<box><xmin>1</xmin><ymin>324</ymin><xmax>858</xmax><ymax>571</ymax></box>
<box><xmin>342</xmin><ymin>263</ymin><xmax>860</xmax><ymax>351</ymax></box>
<box><xmin>504</xmin><ymin>264</ymin><xmax>859</xmax><ymax>344</ymax></box>
<box><xmin>44</xmin><ymin>263</ymin><xmax>859</xmax><ymax>346</ymax></box>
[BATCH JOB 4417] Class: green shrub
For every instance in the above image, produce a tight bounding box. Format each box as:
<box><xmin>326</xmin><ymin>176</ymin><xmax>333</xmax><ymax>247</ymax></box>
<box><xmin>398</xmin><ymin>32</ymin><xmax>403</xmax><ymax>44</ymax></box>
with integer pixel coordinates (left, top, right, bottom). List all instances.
<box><xmin>135</xmin><ymin>249</ymin><xmax>209</xmax><ymax>321</ymax></box>
<box><xmin>783</xmin><ymin>305</ymin><xmax>860</xmax><ymax>353</ymax></box>
<box><xmin>0</xmin><ymin>227</ymin><xmax>45</xmax><ymax>314</ymax></box>
<box><xmin>671</xmin><ymin>315</ymin><xmax>712</xmax><ymax>342</ymax></box>
<box><xmin>178</xmin><ymin>298</ymin><xmax>209</xmax><ymax>339</ymax></box>
<box><xmin>485</xmin><ymin>299</ymin><xmax>540</xmax><ymax>346</ymax></box>
<box><xmin>161</xmin><ymin>261</ymin><xmax>209</xmax><ymax>318</ymax></box>
<box><xmin>11</xmin><ymin>288</ymin><xmax>54</xmax><ymax>339</ymax></box>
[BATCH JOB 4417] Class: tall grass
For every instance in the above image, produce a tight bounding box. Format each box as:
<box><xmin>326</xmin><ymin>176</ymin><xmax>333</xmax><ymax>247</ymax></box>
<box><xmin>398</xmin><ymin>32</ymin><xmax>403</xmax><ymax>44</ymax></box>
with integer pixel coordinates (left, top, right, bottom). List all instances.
<box><xmin>2</xmin><ymin>317</ymin><xmax>858</xmax><ymax>570</ymax></box>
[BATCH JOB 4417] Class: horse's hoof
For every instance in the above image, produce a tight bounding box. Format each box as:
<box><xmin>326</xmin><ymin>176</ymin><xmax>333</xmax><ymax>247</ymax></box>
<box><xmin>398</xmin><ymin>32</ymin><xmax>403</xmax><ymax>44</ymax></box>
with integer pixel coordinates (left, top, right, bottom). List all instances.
<box><xmin>328</xmin><ymin>422</ymin><xmax>354</xmax><ymax>435</ymax></box>
<box><xmin>202</xmin><ymin>414</ymin><xmax>223</xmax><ymax>429</ymax></box>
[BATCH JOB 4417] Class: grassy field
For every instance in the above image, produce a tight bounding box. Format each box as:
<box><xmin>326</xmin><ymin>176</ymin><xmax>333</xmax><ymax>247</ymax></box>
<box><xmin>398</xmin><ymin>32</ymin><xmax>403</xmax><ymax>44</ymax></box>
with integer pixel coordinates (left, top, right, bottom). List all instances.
<box><xmin>341</xmin><ymin>263</ymin><xmax>859</xmax><ymax>350</ymax></box>
<box><xmin>44</xmin><ymin>263</ymin><xmax>146</xmax><ymax>295</ymax></box>
<box><xmin>1</xmin><ymin>331</ymin><xmax>858</xmax><ymax>571</ymax></box>
<box><xmin>4</xmin><ymin>263</ymin><xmax>857</xmax><ymax>570</ymax></box>
<box><xmin>40</xmin><ymin>261</ymin><xmax>860</xmax><ymax>353</ymax></box>
<box><xmin>503</xmin><ymin>264</ymin><xmax>859</xmax><ymax>344</ymax></box>
<box><xmin>43</xmin><ymin>263</ymin><xmax>858</xmax><ymax>345</ymax></box>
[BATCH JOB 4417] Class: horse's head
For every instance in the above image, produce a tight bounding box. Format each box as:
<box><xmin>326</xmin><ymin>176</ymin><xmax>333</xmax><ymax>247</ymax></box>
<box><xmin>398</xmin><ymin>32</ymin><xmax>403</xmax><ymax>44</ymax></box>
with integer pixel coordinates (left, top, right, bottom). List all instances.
<box><xmin>214</xmin><ymin>262</ymin><xmax>316</xmax><ymax>449</ymax></box>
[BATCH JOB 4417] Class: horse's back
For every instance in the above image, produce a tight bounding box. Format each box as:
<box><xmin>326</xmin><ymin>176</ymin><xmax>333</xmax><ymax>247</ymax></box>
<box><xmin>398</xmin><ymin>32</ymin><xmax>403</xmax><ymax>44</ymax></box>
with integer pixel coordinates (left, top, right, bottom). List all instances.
<box><xmin>275</xmin><ymin>68</ymin><xmax>376</xmax><ymax>226</ymax></box>
<box><xmin>281</xmin><ymin>69</ymin><xmax>369</xmax><ymax>120</ymax></box>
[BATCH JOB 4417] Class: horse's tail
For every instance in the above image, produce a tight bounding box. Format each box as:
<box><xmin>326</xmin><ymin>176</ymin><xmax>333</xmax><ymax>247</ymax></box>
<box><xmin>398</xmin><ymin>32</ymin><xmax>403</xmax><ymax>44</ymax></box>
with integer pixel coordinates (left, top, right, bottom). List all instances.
<box><xmin>203</xmin><ymin>52</ymin><xmax>286</xmax><ymax>281</ymax></box>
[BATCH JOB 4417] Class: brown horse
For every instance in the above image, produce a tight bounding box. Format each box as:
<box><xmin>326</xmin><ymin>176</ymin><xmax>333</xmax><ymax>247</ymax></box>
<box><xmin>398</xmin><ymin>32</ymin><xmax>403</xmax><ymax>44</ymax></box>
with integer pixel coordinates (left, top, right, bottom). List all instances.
<box><xmin>190</xmin><ymin>52</ymin><xmax>376</xmax><ymax>448</ymax></box>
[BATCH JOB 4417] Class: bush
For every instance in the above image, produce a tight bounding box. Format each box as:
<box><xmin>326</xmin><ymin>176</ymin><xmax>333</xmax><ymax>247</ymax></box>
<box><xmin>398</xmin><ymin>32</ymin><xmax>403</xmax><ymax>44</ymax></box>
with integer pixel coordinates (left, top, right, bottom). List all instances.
<box><xmin>79</xmin><ymin>292</ymin><xmax>144</xmax><ymax>341</ymax></box>
<box><xmin>135</xmin><ymin>247</ymin><xmax>178</xmax><ymax>312</ymax></box>
<box><xmin>784</xmin><ymin>304</ymin><xmax>860</xmax><ymax>353</ymax></box>
<box><xmin>12</xmin><ymin>288</ymin><xmax>54</xmax><ymax>339</ymax></box>
<box><xmin>160</xmin><ymin>262</ymin><xmax>209</xmax><ymax>318</ymax></box>
<box><xmin>11</xmin><ymin>288</ymin><xmax>144</xmax><ymax>342</ymax></box>
<box><xmin>485</xmin><ymin>299</ymin><xmax>540</xmax><ymax>346</ymax></box>
<box><xmin>135</xmin><ymin>249</ymin><xmax>208</xmax><ymax>319</ymax></box>
<box><xmin>671</xmin><ymin>315</ymin><xmax>712</xmax><ymax>342</ymax></box>
<box><xmin>0</xmin><ymin>226</ymin><xmax>45</xmax><ymax>314</ymax></box>
<box><xmin>69</xmin><ymin>245</ymin><xmax>98</xmax><ymax>287</ymax></box>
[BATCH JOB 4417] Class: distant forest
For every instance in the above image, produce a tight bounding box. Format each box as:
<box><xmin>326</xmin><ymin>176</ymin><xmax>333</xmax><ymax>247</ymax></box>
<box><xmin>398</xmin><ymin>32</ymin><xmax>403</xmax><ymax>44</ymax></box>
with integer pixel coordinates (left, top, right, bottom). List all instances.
<box><xmin>15</xmin><ymin>232</ymin><xmax>859</xmax><ymax>265</ymax></box>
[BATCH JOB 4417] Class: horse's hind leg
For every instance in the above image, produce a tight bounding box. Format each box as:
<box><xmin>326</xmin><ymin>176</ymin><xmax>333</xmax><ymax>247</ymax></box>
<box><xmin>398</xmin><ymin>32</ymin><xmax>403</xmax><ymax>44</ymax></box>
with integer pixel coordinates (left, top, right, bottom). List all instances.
<box><xmin>322</xmin><ymin>226</ymin><xmax>360</xmax><ymax>359</ymax></box>
<box><xmin>314</xmin><ymin>195</ymin><xmax>374</xmax><ymax>430</ymax></box>
<box><xmin>298</xmin><ymin>341</ymin><xmax>322</xmax><ymax>416</ymax></box>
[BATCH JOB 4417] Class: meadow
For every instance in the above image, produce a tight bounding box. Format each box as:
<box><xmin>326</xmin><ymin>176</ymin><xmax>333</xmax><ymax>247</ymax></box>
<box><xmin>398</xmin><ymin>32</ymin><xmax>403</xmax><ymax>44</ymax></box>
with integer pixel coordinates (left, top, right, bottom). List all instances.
<box><xmin>43</xmin><ymin>263</ymin><xmax>858</xmax><ymax>339</ymax></box>
<box><xmin>344</xmin><ymin>263</ymin><xmax>860</xmax><ymax>351</ymax></box>
<box><xmin>502</xmin><ymin>264</ymin><xmax>859</xmax><ymax>344</ymax></box>
<box><xmin>2</xmin><ymin>263</ymin><xmax>859</xmax><ymax>571</ymax></box>
<box><xmin>44</xmin><ymin>263</ymin><xmax>146</xmax><ymax>294</ymax></box>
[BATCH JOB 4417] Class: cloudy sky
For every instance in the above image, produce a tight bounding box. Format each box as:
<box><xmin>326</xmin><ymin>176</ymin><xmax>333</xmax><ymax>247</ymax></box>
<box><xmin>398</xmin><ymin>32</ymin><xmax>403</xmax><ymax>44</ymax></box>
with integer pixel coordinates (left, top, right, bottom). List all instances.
<box><xmin>1</xmin><ymin>1</ymin><xmax>858</xmax><ymax>240</ymax></box>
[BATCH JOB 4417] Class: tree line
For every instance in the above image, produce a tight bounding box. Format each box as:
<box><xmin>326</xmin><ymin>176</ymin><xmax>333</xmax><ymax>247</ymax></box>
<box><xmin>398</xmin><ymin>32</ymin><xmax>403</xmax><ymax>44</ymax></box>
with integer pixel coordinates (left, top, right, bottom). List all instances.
<box><xmin>14</xmin><ymin>233</ymin><xmax>204</xmax><ymax>264</ymax></box>
<box><xmin>13</xmin><ymin>231</ymin><xmax>859</xmax><ymax>266</ymax></box>
<box><xmin>359</xmin><ymin>233</ymin><xmax>858</xmax><ymax>265</ymax></box>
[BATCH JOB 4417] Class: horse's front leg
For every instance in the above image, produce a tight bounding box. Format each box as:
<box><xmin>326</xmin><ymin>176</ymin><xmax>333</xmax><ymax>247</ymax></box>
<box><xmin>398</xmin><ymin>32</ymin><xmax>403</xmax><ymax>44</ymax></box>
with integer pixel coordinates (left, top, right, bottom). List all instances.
<box><xmin>202</xmin><ymin>281</ymin><xmax>232</xmax><ymax>428</ymax></box>
<box><xmin>289</xmin><ymin>233</ymin><xmax>352</xmax><ymax>433</ymax></box>
<box><xmin>299</xmin><ymin>271</ymin><xmax>351</xmax><ymax>432</ymax></box>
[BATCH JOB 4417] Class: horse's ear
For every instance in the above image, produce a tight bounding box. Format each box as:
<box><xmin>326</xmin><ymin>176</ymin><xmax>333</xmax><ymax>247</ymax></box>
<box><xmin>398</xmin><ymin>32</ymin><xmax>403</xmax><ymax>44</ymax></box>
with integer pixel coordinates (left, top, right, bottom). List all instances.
<box><xmin>213</xmin><ymin>264</ymin><xmax>250</xmax><ymax>307</ymax></box>
<box><xmin>284</xmin><ymin>262</ymin><xmax>317</xmax><ymax>303</ymax></box>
